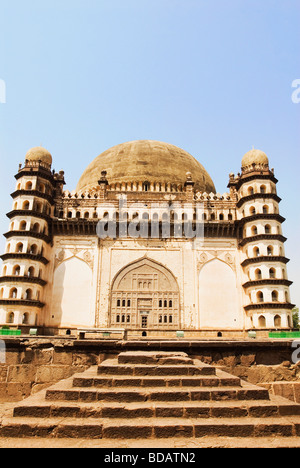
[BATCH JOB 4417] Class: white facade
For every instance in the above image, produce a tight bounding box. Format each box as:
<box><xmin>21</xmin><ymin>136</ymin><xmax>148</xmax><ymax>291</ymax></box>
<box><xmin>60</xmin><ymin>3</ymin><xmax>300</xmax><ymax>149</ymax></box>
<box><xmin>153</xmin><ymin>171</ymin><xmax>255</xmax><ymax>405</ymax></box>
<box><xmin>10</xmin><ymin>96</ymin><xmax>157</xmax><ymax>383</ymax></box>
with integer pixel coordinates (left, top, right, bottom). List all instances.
<box><xmin>0</xmin><ymin>143</ymin><xmax>294</xmax><ymax>337</ymax></box>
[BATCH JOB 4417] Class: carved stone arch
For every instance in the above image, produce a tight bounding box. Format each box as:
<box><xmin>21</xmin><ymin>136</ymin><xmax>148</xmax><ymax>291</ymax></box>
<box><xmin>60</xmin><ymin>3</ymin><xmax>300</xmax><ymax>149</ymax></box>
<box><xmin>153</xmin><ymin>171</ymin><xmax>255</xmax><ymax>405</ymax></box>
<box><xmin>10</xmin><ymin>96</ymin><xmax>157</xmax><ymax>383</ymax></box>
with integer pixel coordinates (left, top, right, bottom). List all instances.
<box><xmin>198</xmin><ymin>255</ymin><xmax>235</xmax><ymax>275</ymax></box>
<box><xmin>110</xmin><ymin>257</ymin><xmax>180</xmax><ymax>329</ymax></box>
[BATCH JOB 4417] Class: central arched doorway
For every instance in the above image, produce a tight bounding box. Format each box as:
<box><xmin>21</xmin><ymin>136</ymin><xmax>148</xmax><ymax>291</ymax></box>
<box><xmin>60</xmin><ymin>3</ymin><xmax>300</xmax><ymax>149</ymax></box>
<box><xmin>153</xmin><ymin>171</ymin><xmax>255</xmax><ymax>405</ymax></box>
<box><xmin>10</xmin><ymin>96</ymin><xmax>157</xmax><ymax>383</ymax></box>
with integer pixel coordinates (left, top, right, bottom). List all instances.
<box><xmin>110</xmin><ymin>257</ymin><xmax>180</xmax><ymax>329</ymax></box>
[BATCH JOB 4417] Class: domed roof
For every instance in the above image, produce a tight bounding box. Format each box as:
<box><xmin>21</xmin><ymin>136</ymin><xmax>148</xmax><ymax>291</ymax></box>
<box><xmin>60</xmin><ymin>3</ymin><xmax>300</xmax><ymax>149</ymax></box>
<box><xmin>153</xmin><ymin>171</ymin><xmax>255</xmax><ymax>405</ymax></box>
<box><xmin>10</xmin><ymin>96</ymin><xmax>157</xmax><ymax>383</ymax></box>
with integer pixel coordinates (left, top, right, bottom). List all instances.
<box><xmin>76</xmin><ymin>140</ymin><xmax>215</xmax><ymax>193</ymax></box>
<box><xmin>242</xmin><ymin>148</ymin><xmax>269</xmax><ymax>168</ymax></box>
<box><xmin>25</xmin><ymin>146</ymin><xmax>52</xmax><ymax>166</ymax></box>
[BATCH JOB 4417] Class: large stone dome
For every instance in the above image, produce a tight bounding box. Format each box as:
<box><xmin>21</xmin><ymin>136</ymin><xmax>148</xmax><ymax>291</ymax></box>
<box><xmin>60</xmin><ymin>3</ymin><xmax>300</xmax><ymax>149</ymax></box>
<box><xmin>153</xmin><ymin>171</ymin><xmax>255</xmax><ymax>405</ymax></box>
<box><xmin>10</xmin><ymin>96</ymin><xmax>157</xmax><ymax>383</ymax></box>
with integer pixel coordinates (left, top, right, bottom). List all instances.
<box><xmin>76</xmin><ymin>140</ymin><xmax>216</xmax><ymax>193</ymax></box>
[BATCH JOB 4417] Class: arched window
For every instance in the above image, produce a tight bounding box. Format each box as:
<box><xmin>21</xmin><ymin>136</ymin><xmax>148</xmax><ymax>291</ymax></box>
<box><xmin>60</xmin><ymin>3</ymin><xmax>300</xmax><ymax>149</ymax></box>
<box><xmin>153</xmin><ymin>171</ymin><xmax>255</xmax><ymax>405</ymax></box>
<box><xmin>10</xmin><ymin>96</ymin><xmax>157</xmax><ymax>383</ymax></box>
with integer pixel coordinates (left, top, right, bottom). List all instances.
<box><xmin>164</xmin><ymin>300</ymin><xmax>167</xmax><ymax>307</ymax></box>
<box><xmin>267</xmin><ymin>245</ymin><xmax>273</xmax><ymax>256</ymax></box>
<box><xmin>25</xmin><ymin>289</ymin><xmax>32</xmax><ymax>300</ymax></box>
<box><xmin>20</xmin><ymin>221</ymin><xmax>27</xmax><ymax>231</ymax></box>
<box><xmin>219</xmin><ymin>214</ymin><xmax>224</xmax><ymax>221</ymax></box>
<box><xmin>32</xmin><ymin>223</ymin><xmax>40</xmax><ymax>233</ymax></box>
<box><xmin>256</xmin><ymin>291</ymin><xmax>264</xmax><ymax>303</ymax></box>
<box><xmin>271</xmin><ymin>290</ymin><xmax>278</xmax><ymax>302</ymax></box>
<box><xmin>10</xmin><ymin>288</ymin><xmax>18</xmax><ymax>299</ymax></box>
<box><xmin>254</xmin><ymin>247</ymin><xmax>260</xmax><ymax>257</ymax></box>
<box><xmin>16</xmin><ymin>242</ymin><xmax>23</xmax><ymax>253</ymax></box>
<box><xmin>258</xmin><ymin>315</ymin><xmax>266</xmax><ymax>327</ymax></box>
<box><xmin>13</xmin><ymin>265</ymin><xmax>21</xmax><ymax>276</ymax></box>
<box><xmin>250</xmin><ymin>206</ymin><xmax>256</xmax><ymax>215</ymax></box>
<box><xmin>29</xmin><ymin>244</ymin><xmax>38</xmax><ymax>255</ymax></box>
<box><xmin>265</xmin><ymin>224</ymin><xmax>271</xmax><ymax>234</ymax></box>
<box><xmin>248</xmin><ymin>186</ymin><xmax>254</xmax><ymax>195</ymax></box>
<box><xmin>269</xmin><ymin>268</ymin><xmax>276</xmax><ymax>279</ymax></box>
<box><xmin>285</xmin><ymin>291</ymin><xmax>289</xmax><ymax>303</ymax></box>
<box><xmin>7</xmin><ymin>312</ymin><xmax>14</xmax><ymax>324</ymax></box>
<box><xmin>263</xmin><ymin>205</ymin><xmax>269</xmax><ymax>214</ymax></box>
<box><xmin>228</xmin><ymin>213</ymin><xmax>233</xmax><ymax>220</ymax></box>
<box><xmin>22</xmin><ymin>313</ymin><xmax>29</xmax><ymax>325</ymax></box>
<box><xmin>39</xmin><ymin>183</ymin><xmax>46</xmax><ymax>193</ymax></box>
<box><xmin>116</xmin><ymin>315</ymin><xmax>120</xmax><ymax>323</ymax></box>
<box><xmin>274</xmin><ymin>315</ymin><xmax>281</xmax><ymax>327</ymax></box>
<box><xmin>25</xmin><ymin>181</ymin><xmax>33</xmax><ymax>190</ymax></box>
<box><xmin>260</xmin><ymin>185</ymin><xmax>266</xmax><ymax>194</ymax></box>
<box><xmin>22</xmin><ymin>201</ymin><xmax>30</xmax><ymax>210</ymax></box>
<box><xmin>28</xmin><ymin>266</ymin><xmax>35</xmax><ymax>277</ymax></box>
<box><xmin>169</xmin><ymin>300</ymin><xmax>173</xmax><ymax>308</ymax></box>
<box><xmin>84</xmin><ymin>212</ymin><xmax>89</xmax><ymax>219</ymax></box>
<box><xmin>159</xmin><ymin>300</ymin><xmax>162</xmax><ymax>308</ymax></box>
<box><xmin>251</xmin><ymin>225</ymin><xmax>258</xmax><ymax>236</ymax></box>
<box><xmin>255</xmin><ymin>268</ymin><xmax>262</xmax><ymax>280</ymax></box>
<box><xmin>117</xmin><ymin>299</ymin><xmax>121</xmax><ymax>307</ymax></box>
<box><xmin>122</xmin><ymin>299</ymin><xmax>126</xmax><ymax>307</ymax></box>
<box><xmin>35</xmin><ymin>202</ymin><xmax>42</xmax><ymax>213</ymax></box>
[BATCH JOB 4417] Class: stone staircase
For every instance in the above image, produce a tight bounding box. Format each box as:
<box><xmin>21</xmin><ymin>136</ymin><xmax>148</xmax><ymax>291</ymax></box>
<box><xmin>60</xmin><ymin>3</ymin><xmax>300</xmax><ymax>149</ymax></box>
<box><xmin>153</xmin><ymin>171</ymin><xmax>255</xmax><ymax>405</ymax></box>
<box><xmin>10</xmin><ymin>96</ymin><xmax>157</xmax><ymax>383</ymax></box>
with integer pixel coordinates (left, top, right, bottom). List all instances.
<box><xmin>1</xmin><ymin>351</ymin><xmax>300</xmax><ymax>447</ymax></box>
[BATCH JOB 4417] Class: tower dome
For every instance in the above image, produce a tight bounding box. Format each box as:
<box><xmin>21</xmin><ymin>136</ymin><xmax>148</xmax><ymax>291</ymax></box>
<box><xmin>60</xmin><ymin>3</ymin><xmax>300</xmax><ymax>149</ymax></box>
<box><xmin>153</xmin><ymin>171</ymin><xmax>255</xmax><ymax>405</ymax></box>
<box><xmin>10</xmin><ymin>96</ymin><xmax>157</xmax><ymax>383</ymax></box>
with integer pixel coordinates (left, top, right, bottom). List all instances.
<box><xmin>76</xmin><ymin>140</ymin><xmax>215</xmax><ymax>193</ymax></box>
<box><xmin>241</xmin><ymin>148</ymin><xmax>269</xmax><ymax>168</ymax></box>
<box><xmin>25</xmin><ymin>146</ymin><xmax>52</xmax><ymax>166</ymax></box>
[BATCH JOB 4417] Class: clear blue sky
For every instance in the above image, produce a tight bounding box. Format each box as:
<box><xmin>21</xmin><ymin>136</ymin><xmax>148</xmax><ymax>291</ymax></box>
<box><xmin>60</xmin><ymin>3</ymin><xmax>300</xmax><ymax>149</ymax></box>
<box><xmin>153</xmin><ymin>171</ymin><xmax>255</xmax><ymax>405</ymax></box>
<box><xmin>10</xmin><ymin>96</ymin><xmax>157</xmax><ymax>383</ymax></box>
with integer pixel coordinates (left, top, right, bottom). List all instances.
<box><xmin>0</xmin><ymin>0</ymin><xmax>299</xmax><ymax>307</ymax></box>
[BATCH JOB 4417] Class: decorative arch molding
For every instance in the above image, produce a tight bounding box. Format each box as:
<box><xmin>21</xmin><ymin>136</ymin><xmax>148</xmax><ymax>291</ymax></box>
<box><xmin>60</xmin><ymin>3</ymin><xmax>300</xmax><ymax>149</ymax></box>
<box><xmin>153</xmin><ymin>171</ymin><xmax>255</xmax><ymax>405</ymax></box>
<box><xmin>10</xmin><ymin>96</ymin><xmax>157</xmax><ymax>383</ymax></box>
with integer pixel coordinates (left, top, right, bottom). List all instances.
<box><xmin>54</xmin><ymin>249</ymin><xmax>94</xmax><ymax>271</ymax></box>
<box><xmin>109</xmin><ymin>256</ymin><xmax>180</xmax><ymax>329</ymax></box>
<box><xmin>111</xmin><ymin>256</ymin><xmax>180</xmax><ymax>292</ymax></box>
<box><xmin>197</xmin><ymin>251</ymin><xmax>236</xmax><ymax>274</ymax></box>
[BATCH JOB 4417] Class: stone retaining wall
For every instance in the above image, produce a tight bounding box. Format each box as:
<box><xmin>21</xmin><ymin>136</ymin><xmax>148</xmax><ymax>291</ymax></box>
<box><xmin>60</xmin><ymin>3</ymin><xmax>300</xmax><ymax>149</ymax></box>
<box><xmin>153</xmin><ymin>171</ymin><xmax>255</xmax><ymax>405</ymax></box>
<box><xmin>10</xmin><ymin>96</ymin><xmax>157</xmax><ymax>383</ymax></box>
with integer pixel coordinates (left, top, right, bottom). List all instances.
<box><xmin>0</xmin><ymin>337</ymin><xmax>299</xmax><ymax>402</ymax></box>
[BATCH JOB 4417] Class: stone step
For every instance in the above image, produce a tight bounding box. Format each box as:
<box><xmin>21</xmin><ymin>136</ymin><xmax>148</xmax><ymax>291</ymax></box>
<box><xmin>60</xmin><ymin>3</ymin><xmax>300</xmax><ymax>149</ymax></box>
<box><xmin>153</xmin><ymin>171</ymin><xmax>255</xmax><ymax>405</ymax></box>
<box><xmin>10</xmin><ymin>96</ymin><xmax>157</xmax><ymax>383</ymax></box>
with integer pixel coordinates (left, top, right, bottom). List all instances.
<box><xmin>97</xmin><ymin>360</ymin><xmax>216</xmax><ymax>377</ymax></box>
<box><xmin>1</xmin><ymin>415</ymin><xmax>300</xmax><ymax>439</ymax></box>
<box><xmin>2</xmin><ymin>353</ymin><xmax>300</xmax><ymax>445</ymax></box>
<box><xmin>72</xmin><ymin>369</ymin><xmax>241</xmax><ymax>389</ymax></box>
<box><xmin>117</xmin><ymin>351</ymin><xmax>194</xmax><ymax>366</ymax></box>
<box><xmin>2</xmin><ymin>436</ymin><xmax>300</xmax><ymax>448</ymax></box>
<box><xmin>13</xmin><ymin>394</ymin><xmax>300</xmax><ymax>420</ymax></box>
<box><xmin>45</xmin><ymin>381</ymin><xmax>270</xmax><ymax>403</ymax></box>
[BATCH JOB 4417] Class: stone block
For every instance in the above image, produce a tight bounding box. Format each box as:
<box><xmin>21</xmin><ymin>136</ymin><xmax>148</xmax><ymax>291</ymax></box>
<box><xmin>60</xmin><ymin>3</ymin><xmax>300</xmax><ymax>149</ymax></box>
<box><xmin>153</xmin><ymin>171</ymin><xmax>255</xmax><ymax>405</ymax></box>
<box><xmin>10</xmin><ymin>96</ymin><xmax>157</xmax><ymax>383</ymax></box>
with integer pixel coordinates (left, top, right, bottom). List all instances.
<box><xmin>154</xmin><ymin>425</ymin><xmax>193</xmax><ymax>438</ymax></box>
<box><xmin>254</xmin><ymin>423</ymin><xmax>293</xmax><ymax>437</ymax></box>
<box><xmin>7</xmin><ymin>365</ymin><xmax>36</xmax><ymax>383</ymax></box>
<box><xmin>102</xmin><ymin>425</ymin><xmax>152</xmax><ymax>439</ymax></box>
<box><xmin>35</xmin><ymin>365</ymin><xmax>71</xmax><ymax>384</ymax></box>
<box><xmin>53</xmin><ymin>350</ymin><xmax>72</xmax><ymax>366</ymax></box>
<box><xmin>155</xmin><ymin>406</ymin><xmax>184</xmax><ymax>417</ymax></box>
<box><xmin>293</xmin><ymin>383</ymin><xmax>300</xmax><ymax>403</ymax></box>
<box><xmin>0</xmin><ymin>366</ymin><xmax>8</xmax><ymax>382</ymax></box>
<box><xmin>56</xmin><ymin>423</ymin><xmax>103</xmax><ymax>439</ymax></box>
